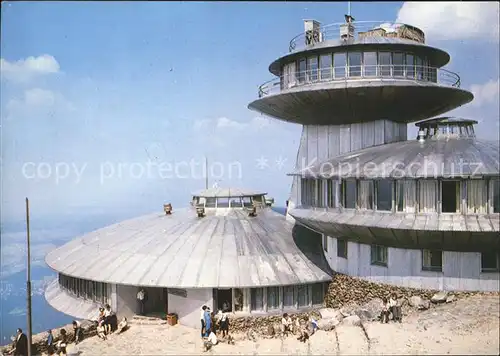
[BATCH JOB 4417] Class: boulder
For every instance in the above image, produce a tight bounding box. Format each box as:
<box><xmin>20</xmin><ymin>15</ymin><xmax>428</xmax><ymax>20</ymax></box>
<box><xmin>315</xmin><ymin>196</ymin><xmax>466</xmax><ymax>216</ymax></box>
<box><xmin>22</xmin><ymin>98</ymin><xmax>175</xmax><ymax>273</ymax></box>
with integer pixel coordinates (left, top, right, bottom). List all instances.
<box><xmin>355</xmin><ymin>298</ymin><xmax>383</xmax><ymax>321</ymax></box>
<box><xmin>446</xmin><ymin>295</ymin><xmax>456</xmax><ymax>303</ymax></box>
<box><xmin>342</xmin><ymin>315</ymin><xmax>362</xmax><ymax>327</ymax></box>
<box><xmin>317</xmin><ymin>317</ymin><xmax>340</xmax><ymax>331</ymax></box>
<box><xmin>409</xmin><ymin>296</ymin><xmax>430</xmax><ymax>310</ymax></box>
<box><xmin>431</xmin><ymin>291</ymin><xmax>449</xmax><ymax>304</ymax></box>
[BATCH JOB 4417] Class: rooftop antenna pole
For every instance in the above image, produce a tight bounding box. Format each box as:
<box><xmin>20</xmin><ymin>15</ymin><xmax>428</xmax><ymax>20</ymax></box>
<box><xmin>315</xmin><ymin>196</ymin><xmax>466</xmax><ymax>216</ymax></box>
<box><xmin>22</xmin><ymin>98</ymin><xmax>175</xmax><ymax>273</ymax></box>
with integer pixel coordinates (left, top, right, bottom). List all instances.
<box><xmin>25</xmin><ymin>197</ymin><xmax>33</xmax><ymax>356</ymax></box>
<box><xmin>205</xmin><ymin>156</ymin><xmax>208</xmax><ymax>189</ymax></box>
<box><xmin>348</xmin><ymin>1</ymin><xmax>351</xmax><ymax>16</ymax></box>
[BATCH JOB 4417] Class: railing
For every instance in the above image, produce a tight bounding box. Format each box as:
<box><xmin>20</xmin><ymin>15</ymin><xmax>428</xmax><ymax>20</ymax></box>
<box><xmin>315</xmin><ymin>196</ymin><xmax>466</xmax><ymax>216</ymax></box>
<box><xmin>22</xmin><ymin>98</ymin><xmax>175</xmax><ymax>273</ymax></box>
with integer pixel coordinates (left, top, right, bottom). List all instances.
<box><xmin>257</xmin><ymin>65</ymin><xmax>461</xmax><ymax>98</ymax></box>
<box><xmin>289</xmin><ymin>21</ymin><xmax>425</xmax><ymax>52</ymax></box>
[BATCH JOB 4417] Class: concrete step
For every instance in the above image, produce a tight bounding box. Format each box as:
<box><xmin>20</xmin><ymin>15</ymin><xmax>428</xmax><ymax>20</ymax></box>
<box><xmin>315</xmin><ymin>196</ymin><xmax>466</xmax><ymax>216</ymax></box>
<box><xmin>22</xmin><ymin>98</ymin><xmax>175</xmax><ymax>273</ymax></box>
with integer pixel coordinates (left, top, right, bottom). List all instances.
<box><xmin>130</xmin><ymin>315</ymin><xmax>168</xmax><ymax>325</ymax></box>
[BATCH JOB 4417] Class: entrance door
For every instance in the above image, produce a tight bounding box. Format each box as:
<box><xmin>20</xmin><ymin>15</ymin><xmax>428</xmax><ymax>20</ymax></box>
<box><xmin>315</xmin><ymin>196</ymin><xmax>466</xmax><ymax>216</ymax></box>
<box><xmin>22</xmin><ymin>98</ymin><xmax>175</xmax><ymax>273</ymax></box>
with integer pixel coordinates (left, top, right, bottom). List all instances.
<box><xmin>216</xmin><ymin>288</ymin><xmax>232</xmax><ymax>312</ymax></box>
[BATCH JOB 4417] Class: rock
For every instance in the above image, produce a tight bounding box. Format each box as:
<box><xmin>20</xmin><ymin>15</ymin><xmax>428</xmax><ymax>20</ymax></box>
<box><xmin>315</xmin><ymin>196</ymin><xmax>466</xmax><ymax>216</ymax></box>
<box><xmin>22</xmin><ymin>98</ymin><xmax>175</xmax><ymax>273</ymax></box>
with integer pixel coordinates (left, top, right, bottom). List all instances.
<box><xmin>317</xmin><ymin>317</ymin><xmax>340</xmax><ymax>331</ymax></box>
<box><xmin>356</xmin><ymin>298</ymin><xmax>383</xmax><ymax>321</ymax></box>
<box><xmin>431</xmin><ymin>291</ymin><xmax>449</xmax><ymax>304</ymax></box>
<box><xmin>409</xmin><ymin>296</ymin><xmax>430</xmax><ymax>310</ymax></box>
<box><xmin>446</xmin><ymin>295</ymin><xmax>456</xmax><ymax>303</ymax></box>
<box><xmin>318</xmin><ymin>308</ymin><xmax>344</xmax><ymax>323</ymax></box>
<box><xmin>342</xmin><ymin>315</ymin><xmax>362</xmax><ymax>327</ymax></box>
<box><xmin>267</xmin><ymin>324</ymin><xmax>275</xmax><ymax>337</ymax></box>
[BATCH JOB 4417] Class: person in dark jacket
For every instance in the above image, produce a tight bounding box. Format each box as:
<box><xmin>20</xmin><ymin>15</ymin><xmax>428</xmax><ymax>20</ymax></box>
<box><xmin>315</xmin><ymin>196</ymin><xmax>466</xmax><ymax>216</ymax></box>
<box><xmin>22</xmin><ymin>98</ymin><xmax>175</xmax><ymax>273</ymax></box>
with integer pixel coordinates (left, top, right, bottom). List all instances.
<box><xmin>10</xmin><ymin>328</ymin><xmax>28</xmax><ymax>356</ymax></box>
<box><xmin>46</xmin><ymin>329</ymin><xmax>55</xmax><ymax>355</ymax></box>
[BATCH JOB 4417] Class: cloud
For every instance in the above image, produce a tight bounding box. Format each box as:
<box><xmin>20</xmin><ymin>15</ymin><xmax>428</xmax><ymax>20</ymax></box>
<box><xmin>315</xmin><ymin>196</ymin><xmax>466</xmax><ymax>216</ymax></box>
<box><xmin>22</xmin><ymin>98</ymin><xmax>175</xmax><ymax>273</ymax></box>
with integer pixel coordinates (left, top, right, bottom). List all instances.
<box><xmin>469</xmin><ymin>79</ymin><xmax>499</xmax><ymax>106</ymax></box>
<box><xmin>194</xmin><ymin>116</ymin><xmax>272</xmax><ymax>132</ymax></box>
<box><xmin>0</xmin><ymin>54</ymin><xmax>60</xmax><ymax>83</ymax></box>
<box><xmin>5</xmin><ymin>88</ymin><xmax>75</xmax><ymax>120</ymax></box>
<box><xmin>396</xmin><ymin>2</ymin><xmax>500</xmax><ymax>41</ymax></box>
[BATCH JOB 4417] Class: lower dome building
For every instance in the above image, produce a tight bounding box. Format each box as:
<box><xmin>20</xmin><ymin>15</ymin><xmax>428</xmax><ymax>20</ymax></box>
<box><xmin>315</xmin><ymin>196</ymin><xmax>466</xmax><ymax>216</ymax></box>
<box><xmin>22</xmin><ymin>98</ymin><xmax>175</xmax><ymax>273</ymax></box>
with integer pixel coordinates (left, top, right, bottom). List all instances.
<box><xmin>45</xmin><ymin>188</ymin><xmax>332</xmax><ymax>327</ymax></box>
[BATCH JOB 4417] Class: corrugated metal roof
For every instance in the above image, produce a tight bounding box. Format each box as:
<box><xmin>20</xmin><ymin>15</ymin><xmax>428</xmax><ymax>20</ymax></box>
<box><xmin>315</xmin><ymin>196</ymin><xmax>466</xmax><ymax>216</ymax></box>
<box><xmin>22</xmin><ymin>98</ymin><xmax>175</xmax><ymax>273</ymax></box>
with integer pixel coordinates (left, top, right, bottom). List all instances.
<box><xmin>45</xmin><ymin>208</ymin><xmax>331</xmax><ymax>288</ymax></box>
<box><xmin>192</xmin><ymin>187</ymin><xmax>267</xmax><ymax>198</ymax></box>
<box><xmin>289</xmin><ymin>138</ymin><xmax>499</xmax><ymax>179</ymax></box>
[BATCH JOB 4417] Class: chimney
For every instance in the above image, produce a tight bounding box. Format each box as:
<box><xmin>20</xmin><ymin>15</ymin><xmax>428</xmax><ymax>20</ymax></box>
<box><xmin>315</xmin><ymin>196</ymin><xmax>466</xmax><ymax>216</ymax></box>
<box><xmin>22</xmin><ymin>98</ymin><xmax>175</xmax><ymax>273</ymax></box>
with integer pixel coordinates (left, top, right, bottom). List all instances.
<box><xmin>340</xmin><ymin>15</ymin><xmax>355</xmax><ymax>41</ymax></box>
<box><xmin>163</xmin><ymin>203</ymin><xmax>172</xmax><ymax>215</ymax></box>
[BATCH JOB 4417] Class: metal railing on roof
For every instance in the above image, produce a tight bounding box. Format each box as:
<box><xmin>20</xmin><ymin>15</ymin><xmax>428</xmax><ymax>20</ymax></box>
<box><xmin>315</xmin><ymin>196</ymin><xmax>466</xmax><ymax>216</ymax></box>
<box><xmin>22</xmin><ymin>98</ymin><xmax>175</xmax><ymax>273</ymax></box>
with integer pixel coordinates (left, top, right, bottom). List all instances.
<box><xmin>257</xmin><ymin>65</ymin><xmax>461</xmax><ymax>98</ymax></box>
<box><xmin>289</xmin><ymin>21</ymin><xmax>425</xmax><ymax>52</ymax></box>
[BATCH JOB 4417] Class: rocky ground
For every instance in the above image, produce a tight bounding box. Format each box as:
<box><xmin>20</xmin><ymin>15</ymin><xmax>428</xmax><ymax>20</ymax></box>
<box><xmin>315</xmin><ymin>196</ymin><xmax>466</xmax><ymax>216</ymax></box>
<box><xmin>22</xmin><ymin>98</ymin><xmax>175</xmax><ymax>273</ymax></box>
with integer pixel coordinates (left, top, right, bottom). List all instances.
<box><xmin>59</xmin><ymin>294</ymin><xmax>498</xmax><ymax>355</ymax></box>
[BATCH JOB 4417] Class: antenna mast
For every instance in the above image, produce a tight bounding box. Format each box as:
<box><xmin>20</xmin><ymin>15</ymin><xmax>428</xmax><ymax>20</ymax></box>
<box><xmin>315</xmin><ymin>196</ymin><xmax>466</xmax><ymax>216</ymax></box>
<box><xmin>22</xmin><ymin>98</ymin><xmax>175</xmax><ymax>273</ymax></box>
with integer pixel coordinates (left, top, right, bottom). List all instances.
<box><xmin>25</xmin><ymin>198</ymin><xmax>33</xmax><ymax>356</ymax></box>
<box><xmin>205</xmin><ymin>156</ymin><xmax>208</xmax><ymax>189</ymax></box>
<box><xmin>348</xmin><ymin>1</ymin><xmax>351</xmax><ymax>16</ymax></box>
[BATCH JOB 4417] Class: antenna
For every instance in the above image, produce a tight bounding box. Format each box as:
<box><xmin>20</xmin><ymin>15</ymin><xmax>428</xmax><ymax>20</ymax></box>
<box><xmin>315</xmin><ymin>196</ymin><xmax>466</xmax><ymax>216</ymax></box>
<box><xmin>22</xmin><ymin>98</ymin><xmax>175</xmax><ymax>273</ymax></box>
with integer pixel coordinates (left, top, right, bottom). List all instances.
<box><xmin>25</xmin><ymin>198</ymin><xmax>33</xmax><ymax>356</ymax></box>
<box><xmin>205</xmin><ymin>156</ymin><xmax>208</xmax><ymax>189</ymax></box>
<box><xmin>348</xmin><ymin>1</ymin><xmax>351</xmax><ymax>16</ymax></box>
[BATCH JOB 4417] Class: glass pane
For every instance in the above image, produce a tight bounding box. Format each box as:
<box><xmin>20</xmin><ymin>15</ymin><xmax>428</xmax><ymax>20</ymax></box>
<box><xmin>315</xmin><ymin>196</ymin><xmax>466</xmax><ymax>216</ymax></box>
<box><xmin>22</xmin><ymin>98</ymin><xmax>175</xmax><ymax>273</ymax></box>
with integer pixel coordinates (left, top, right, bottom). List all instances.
<box><xmin>415</xmin><ymin>57</ymin><xmax>423</xmax><ymax>80</ymax></box>
<box><xmin>343</xmin><ymin>180</ymin><xmax>356</xmax><ymax>209</ymax></box>
<box><xmin>297</xmin><ymin>285</ymin><xmax>309</xmax><ymax>307</ymax></box>
<box><xmin>363</xmin><ymin>52</ymin><xmax>377</xmax><ymax>77</ymax></box>
<box><xmin>481</xmin><ymin>252</ymin><xmax>499</xmax><ymax>270</ymax></box>
<box><xmin>217</xmin><ymin>197</ymin><xmax>230</xmax><ymax>208</ymax></box>
<box><xmin>242</xmin><ymin>196</ymin><xmax>252</xmax><ymax>207</ymax></box>
<box><xmin>379</xmin><ymin>52</ymin><xmax>392</xmax><ymax>76</ymax></box>
<box><xmin>230</xmin><ymin>197</ymin><xmax>242</xmax><ymax>207</ymax></box>
<box><xmin>493</xmin><ymin>179</ymin><xmax>500</xmax><ymax>213</ymax></box>
<box><xmin>358</xmin><ymin>180</ymin><xmax>374</xmax><ymax>210</ymax></box>
<box><xmin>334</xmin><ymin>53</ymin><xmax>346</xmax><ymax>78</ymax></box>
<box><xmin>298</xmin><ymin>59</ymin><xmax>306</xmax><ymax>83</ymax></box>
<box><xmin>267</xmin><ymin>287</ymin><xmax>280</xmax><ymax>310</ymax></box>
<box><xmin>307</xmin><ymin>57</ymin><xmax>318</xmax><ymax>82</ymax></box>
<box><xmin>377</xmin><ymin>180</ymin><xmax>393</xmax><ymax>211</ymax></box>
<box><xmin>283</xmin><ymin>286</ymin><xmax>295</xmax><ymax>307</ymax></box>
<box><xmin>337</xmin><ymin>239</ymin><xmax>347</xmax><ymax>258</ymax></box>
<box><xmin>251</xmin><ymin>288</ymin><xmax>264</xmax><ymax>311</ymax></box>
<box><xmin>406</xmin><ymin>54</ymin><xmax>415</xmax><ymax>78</ymax></box>
<box><xmin>319</xmin><ymin>54</ymin><xmax>332</xmax><ymax>80</ymax></box>
<box><xmin>311</xmin><ymin>283</ymin><xmax>324</xmax><ymax>305</ymax></box>
<box><xmin>205</xmin><ymin>197</ymin><xmax>216</xmax><ymax>208</ymax></box>
<box><xmin>393</xmin><ymin>53</ymin><xmax>404</xmax><ymax>77</ymax></box>
<box><xmin>348</xmin><ymin>52</ymin><xmax>362</xmax><ymax>77</ymax></box>
<box><xmin>233</xmin><ymin>288</ymin><xmax>243</xmax><ymax>311</ymax></box>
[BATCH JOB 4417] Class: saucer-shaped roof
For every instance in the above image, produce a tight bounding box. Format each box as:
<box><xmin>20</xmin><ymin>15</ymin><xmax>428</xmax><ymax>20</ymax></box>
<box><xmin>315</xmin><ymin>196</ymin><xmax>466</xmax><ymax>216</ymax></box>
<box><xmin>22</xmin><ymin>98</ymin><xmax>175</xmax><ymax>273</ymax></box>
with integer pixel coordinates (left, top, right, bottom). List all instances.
<box><xmin>192</xmin><ymin>187</ymin><xmax>267</xmax><ymax>197</ymax></box>
<box><xmin>45</xmin><ymin>208</ymin><xmax>331</xmax><ymax>288</ymax></box>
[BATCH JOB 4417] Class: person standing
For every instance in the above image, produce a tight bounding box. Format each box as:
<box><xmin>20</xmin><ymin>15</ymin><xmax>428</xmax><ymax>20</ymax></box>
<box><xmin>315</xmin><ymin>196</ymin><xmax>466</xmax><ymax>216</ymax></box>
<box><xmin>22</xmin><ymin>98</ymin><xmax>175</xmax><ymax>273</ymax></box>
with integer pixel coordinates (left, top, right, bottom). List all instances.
<box><xmin>10</xmin><ymin>328</ymin><xmax>28</xmax><ymax>356</ymax></box>
<box><xmin>219</xmin><ymin>311</ymin><xmax>229</xmax><ymax>338</ymax></box>
<box><xmin>200</xmin><ymin>305</ymin><xmax>207</xmax><ymax>337</ymax></box>
<box><xmin>137</xmin><ymin>288</ymin><xmax>147</xmax><ymax>316</ymax></box>
<box><xmin>203</xmin><ymin>307</ymin><xmax>212</xmax><ymax>338</ymax></box>
<box><xmin>46</xmin><ymin>329</ymin><xmax>55</xmax><ymax>355</ymax></box>
<box><xmin>72</xmin><ymin>320</ymin><xmax>82</xmax><ymax>344</ymax></box>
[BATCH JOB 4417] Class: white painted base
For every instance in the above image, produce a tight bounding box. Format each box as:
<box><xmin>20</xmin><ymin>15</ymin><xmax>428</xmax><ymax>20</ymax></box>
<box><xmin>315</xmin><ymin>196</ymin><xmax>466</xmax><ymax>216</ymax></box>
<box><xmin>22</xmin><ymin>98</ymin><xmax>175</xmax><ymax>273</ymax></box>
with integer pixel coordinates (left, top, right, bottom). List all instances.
<box><xmin>168</xmin><ymin>288</ymin><xmax>212</xmax><ymax>329</ymax></box>
<box><xmin>323</xmin><ymin>235</ymin><xmax>500</xmax><ymax>292</ymax></box>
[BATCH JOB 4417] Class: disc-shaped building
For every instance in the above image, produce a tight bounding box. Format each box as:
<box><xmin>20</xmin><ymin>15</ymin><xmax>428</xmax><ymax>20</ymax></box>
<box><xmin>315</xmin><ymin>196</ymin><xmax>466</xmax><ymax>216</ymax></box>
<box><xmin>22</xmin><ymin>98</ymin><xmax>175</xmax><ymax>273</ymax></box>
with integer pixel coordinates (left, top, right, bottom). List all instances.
<box><xmin>249</xmin><ymin>19</ymin><xmax>500</xmax><ymax>291</ymax></box>
<box><xmin>45</xmin><ymin>188</ymin><xmax>331</xmax><ymax>327</ymax></box>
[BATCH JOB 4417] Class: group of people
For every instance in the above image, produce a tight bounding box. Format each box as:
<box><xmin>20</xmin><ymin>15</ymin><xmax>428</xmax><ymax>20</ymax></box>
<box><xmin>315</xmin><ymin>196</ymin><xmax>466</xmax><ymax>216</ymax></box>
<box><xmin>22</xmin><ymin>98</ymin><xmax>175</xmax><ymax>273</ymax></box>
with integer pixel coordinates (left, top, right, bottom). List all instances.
<box><xmin>380</xmin><ymin>293</ymin><xmax>403</xmax><ymax>323</ymax></box>
<box><xmin>281</xmin><ymin>313</ymin><xmax>319</xmax><ymax>343</ymax></box>
<box><xmin>95</xmin><ymin>304</ymin><xmax>119</xmax><ymax>339</ymax></box>
<box><xmin>200</xmin><ymin>304</ymin><xmax>233</xmax><ymax>351</ymax></box>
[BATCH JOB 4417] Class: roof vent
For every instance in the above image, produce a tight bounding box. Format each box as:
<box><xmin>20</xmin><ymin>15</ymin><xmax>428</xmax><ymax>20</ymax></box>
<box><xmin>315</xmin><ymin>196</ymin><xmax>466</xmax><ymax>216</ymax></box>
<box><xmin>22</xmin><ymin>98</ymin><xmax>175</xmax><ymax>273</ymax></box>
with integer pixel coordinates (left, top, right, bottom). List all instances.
<box><xmin>418</xmin><ymin>130</ymin><xmax>426</xmax><ymax>143</ymax></box>
<box><xmin>196</xmin><ymin>205</ymin><xmax>206</xmax><ymax>218</ymax></box>
<box><xmin>340</xmin><ymin>14</ymin><xmax>355</xmax><ymax>41</ymax></box>
<box><xmin>304</xmin><ymin>20</ymin><xmax>322</xmax><ymax>46</ymax></box>
<box><xmin>247</xmin><ymin>205</ymin><xmax>257</xmax><ymax>217</ymax></box>
<box><xmin>163</xmin><ymin>203</ymin><xmax>172</xmax><ymax>215</ymax></box>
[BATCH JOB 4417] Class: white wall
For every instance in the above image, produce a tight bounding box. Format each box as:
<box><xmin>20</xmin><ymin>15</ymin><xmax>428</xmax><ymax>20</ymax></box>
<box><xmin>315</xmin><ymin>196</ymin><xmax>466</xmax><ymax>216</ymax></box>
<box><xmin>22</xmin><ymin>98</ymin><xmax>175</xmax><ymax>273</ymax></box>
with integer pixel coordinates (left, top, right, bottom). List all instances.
<box><xmin>323</xmin><ymin>235</ymin><xmax>500</xmax><ymax>292</ymax></box>
<box><xmin>168</xmin><ymin>288</ymin><xmax>212</xmax><ymax>329</ymax></box>
<box><xmin>116</xmin><ymin>284</ymin><xmax>138</xmax><ymax>319</ymax></box>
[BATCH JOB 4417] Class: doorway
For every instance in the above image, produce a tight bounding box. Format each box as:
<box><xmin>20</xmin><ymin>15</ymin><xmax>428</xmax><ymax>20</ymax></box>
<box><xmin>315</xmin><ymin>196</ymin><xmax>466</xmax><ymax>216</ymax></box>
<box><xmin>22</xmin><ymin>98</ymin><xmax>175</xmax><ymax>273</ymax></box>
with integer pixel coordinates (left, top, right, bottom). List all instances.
<box><xmin>213</xmin><ymin>288</ymin><xmax>232</xmax><ymax>312</ymax></box>
<box><xmin>441</xmin><ymin>181</ymin><xmax>459</xmax><ymax>213</ymax></box>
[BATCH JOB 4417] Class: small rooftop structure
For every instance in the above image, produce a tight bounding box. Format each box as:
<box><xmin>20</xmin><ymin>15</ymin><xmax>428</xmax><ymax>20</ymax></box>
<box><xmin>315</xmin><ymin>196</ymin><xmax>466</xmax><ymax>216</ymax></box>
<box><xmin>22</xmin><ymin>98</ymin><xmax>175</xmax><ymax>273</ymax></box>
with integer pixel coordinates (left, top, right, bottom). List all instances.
<box><xmin>192</xmin><ymin>187</ymin><xmax>267</xmax><ymax>198</ymax></box>
<box><xmin>415</xmin><ymin>116</ymin><xmax>478</xmax><ymax>140</ymax></box>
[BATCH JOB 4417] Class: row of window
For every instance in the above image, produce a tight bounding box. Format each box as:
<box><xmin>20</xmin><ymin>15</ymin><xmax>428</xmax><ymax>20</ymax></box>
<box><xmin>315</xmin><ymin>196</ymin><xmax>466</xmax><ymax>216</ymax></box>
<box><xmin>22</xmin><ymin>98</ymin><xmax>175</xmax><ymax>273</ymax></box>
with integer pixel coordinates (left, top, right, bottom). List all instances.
<box><xmin>300</xmin><ymin>178</ymin><xmax>500</xmax><ymax>214</ymax></box>
<box><xmin>281</xmin><ymin>51</ymin><xmax>442</xmax><ymax>87</ymax></box>
<box><xmin>322</xmin><ymin>236</ymin><xmax>500</xmax><ymax>272</ymax></box>
<box><xmin>418</xmin><ymin>124</ymin><xmax>475</xmax><ymax>139</ymax></box>
<box><xmin>192</xmin><ymin>195</ymin><xmax>264</xmax><ymax>208</ymax></box>
<box><xmin>249</xmin><ymin>283</ymin><xmax>325</xmax><ymax>312</ymax></box>
<box><xmin>58</xmin><ymin>274</ymin><xmax>109</xmax><ymax>305</ymax></box>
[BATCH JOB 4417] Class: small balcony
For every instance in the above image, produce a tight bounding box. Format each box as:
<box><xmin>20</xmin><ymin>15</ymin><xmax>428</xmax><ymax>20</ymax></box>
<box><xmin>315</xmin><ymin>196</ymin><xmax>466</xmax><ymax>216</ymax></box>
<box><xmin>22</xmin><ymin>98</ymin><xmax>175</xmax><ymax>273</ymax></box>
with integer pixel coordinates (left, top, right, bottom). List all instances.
<box><xmin>289</xmin><ymin>21</ymin><xmax>426</xmax><ymax>53</ymax></box>
<box><xmin>258</xmin><ymin>64</ymin><xmax>461</xmax><ymax>98</ymax></box>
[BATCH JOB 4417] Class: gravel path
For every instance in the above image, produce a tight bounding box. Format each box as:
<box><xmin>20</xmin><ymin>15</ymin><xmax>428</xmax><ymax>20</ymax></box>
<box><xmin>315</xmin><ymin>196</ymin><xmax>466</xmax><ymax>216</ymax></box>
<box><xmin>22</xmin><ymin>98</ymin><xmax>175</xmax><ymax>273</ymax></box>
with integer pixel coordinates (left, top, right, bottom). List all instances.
<box><xmin>64</xmin><ymin>295</ymin><xmax>499</xmax><ymax>355</ymax></box>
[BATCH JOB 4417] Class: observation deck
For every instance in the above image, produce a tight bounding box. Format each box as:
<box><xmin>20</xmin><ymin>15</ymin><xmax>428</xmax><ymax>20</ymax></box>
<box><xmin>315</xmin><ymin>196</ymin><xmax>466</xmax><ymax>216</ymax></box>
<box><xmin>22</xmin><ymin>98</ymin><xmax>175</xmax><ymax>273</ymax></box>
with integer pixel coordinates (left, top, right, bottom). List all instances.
<box><xmin>248</xmin><ymin>19</ymin><xmax>473</xmax><ymax>125</ymax></box>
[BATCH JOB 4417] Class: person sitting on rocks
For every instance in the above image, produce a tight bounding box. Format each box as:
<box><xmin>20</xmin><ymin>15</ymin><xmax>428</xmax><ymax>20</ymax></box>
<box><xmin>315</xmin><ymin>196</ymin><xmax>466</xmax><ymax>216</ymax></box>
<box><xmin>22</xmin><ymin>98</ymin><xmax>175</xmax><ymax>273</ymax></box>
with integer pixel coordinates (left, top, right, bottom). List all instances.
<box><xmin>96</xmin><ymin>324</ymin><xmax>107</xmax><ymax>341</ymax></box>
<box><xmin>97</xmin><ymin>307</ymin><xmax>106</xmax><ymax>327</ymax></box>
<box><xmin>117</xmin><ymin>317</ymin><xmax>129</xmax><ymax>334</ymax></box>
<box><xmin>309</xmin><ymin>316</ymin><xmax>319</xmax><ymax>335</ymax></box>
<box><xmin>389</xmin><ymin>293</ymin><xmax>402</xmax><ymax>323</ymax></box>
<box><xmin>380</xmin><ymin>297</ymin><xmax>390</xmax><ymax>323</ymax></box>
<box><xmin>57</xmin><ymin>329</ymin><xmax>68</xmax><ymax>356</ymax></box>
<box><xmin>203</xmin><ymin>327</ymin><xmax>218</xmax><ymax>352</ymax></box>
<box><xmin>281</xmin><ymin>313</ymin><xmax>292</xmax><ymax>336</ymax></box>
<box><xmin>72</xmin><ymin>320</ymin><xmax>82</xmax><ymax>344</ymax></box>
<box><xmin>297</xmin><ymin>322</ymin><xmax>309</xmax><ymax>343</ymax></box>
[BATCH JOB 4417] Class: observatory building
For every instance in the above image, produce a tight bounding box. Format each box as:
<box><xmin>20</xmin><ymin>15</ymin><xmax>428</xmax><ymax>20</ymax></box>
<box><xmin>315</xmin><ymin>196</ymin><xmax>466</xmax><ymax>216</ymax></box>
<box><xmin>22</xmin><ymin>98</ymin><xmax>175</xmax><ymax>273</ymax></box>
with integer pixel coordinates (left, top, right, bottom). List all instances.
<box><xmin>249</xmin><ymin>18</ymin><xmax>500</xmax><ymax>291</ymax></box>
<box><xmin>45</xmin><ymin>188</ymin><xmax>331</xmax><ymax>327</ymax></box>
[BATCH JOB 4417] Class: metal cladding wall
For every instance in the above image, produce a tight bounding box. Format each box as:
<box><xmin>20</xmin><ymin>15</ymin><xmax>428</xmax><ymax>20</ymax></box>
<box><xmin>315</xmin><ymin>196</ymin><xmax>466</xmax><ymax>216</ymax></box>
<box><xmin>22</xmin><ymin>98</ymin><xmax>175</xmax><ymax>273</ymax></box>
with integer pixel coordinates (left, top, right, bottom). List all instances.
<box><xmin>286</xmin><ymin>120</ymin><xmax>407</xmax><ymax>222</ymax></box>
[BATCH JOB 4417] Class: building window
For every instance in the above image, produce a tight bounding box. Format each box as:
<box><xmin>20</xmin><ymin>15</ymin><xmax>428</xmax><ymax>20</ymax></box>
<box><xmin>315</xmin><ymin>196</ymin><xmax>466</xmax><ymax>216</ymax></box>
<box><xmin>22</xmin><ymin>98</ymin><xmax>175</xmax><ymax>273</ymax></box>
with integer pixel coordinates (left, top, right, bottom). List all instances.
<box><xmin>492</xmin><ymin>179</ymin><xmax>500</xmax><ymax>213</ymax></box>
<box><xmin>322</xmin><ymin>234</ymin><xmax>328</xmax><ymax>252</ymax></box>
<box><xmin>327</xmin><ymin>180</ymin><xmax>336</xmax><ymax>208</ymax></box>
<box><xmin>233</xmin><ymin>288</ymin><xmax>243</xmax><ymax>311</ymax></box>
<box><xmin>441</xmin><ymin>180</ymin><xmax>460</xmax><ymax>213</ymax></box>
<box><xmin>406</xmin><ymin>54</ymin><xmax>415</xmax><ymax>78</ymax></box>
<box><xmin>267</xmin><ymin>287</ymin><xmax>280</xmax><ymax>310</ymax></box>
<box><xmin>242</xmin><ymin>196</ymin><xmax>252</xmax><ymax>207</ymax></box>
<box><xmin>467</xmin><ymin>180</ymin><xmax>487</xmax><ymax>214</ymax></box>
<box><xmin>307</xmin><ymin>57</ymin><xmax>318</xmax><ymax>82</ymax></box>
<box><xmin>250</xmin><ymin>288</ymin><xmax>264</xmax><ymax>311</ymax></box>
<box><xmin>298</xmin><ymin>59</ymin><xmax>306</xmax><ymax>83</ymax></box>
<box><xmin>358</xmin><ymin>180</ymin><xmax>374</xmax><ymax>210</ymax></box>
<box><xmin>396</xmin><ymin>180</ymin><xmax>416</xmax><ymax>213</ymax></box>
<box><xmin>319</xmin><ymin>54</ymin><xmax>332</xmax><ymax>80</ymax></box>
<box><xmin>301</xmin><ymin>178</ymin><xmax>315</xmax><ymax>206</ymax></box>
<box><xmin>348</xmin><ymin>52</ymin><xmax>362</xmax><ymax>77</ymax></box>
<box><xmin>342</xmin><ymin>179</ymin><xmax>357</xmax><ymax>209</ymax></box>
<box><xmin>481</xmin><ymin>252</ymin><xmax>499</xmax><ymax>272</ymax></box>
<box><xmin>371</xmin><ymin>245</ymin><xmax>388</xmax><ymax>266</ymax></box>
<box><xmin>230</xmin><ymin>197</ymin><xmax>242</xmax><ymax>208</ymax></box>
<box><xmin>317</xmin><ymin>180</ymin><xmax>325</xmax><ymax>207</ymax></box>
<box><xmin>217</xmin><ymin>197</ymin><xmax>230</xmax><ymax>208</ymax></box>
<box><xmin>415</xmin><ymin>56</ymin><xmax>423</xmax><ymax>80</ymax></box>
<box><xmin>283</xmin><ymin>285</ymin><xmax>295</xmax><ymax>308</ymax></box>
<box><xmin>205</xmin><ymin>197</ymin><xmax>216</xmax><ymax>208</ymax></box>
<box><xmin>393</xmin><ymin>52</ymin><xmax>405</xmax><ymax>77</ymax></box>
<box><xmin>334</xmin><ymin>53</ymin><xmax>347</xmax><ymax>78</ymax></box>
<box><xmin>378</xmin><ymin>52</ymin><xmax>392</xmax><ymax>76</ymax></box>
<box><xmin>363</xmin><ymin>52</ymin><xmax>377</xmax><ymax>76</ymax></box>
<box><xmin>419</xmin><ymin>180</ymin><xmax>437</xmax><ymax>213</ymax></box>
<box><xmin>337</xmin><ymin>238</ymin><xmax>348</xmax><ymax>259</ymax></box>
<box><xmin>297</xmin><ymin>285</ymin><xmax>310</xmax><ymax>308</ymax></box>
<box><xmin>311</xmin><ymin>283</ymin><xmax>324</xmax><ymax>305</ymax></box>
<box><xmin>422</xmin><ymin>250</ymin><xmax>443</xmax><ymax>272</ymax></box>
<box><xmin>376</xmin><ymin>179</ymin><xmax>393</xmax><ymax>211</ymax></box>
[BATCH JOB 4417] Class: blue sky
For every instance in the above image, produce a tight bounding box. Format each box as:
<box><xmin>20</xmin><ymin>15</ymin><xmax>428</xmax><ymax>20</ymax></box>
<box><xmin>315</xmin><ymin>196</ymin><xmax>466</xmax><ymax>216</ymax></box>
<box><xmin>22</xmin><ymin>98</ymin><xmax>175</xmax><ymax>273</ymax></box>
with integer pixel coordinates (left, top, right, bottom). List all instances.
<box><xmin>1</xmin><ymin>2</ymin><xmax>499</xmax><ymax>274</ymax></box>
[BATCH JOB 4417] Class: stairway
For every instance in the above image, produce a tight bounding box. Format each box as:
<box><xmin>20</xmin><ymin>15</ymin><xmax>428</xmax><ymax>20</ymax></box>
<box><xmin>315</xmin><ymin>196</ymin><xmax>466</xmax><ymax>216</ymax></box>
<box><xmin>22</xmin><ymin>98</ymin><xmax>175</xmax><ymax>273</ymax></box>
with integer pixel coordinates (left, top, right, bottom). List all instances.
<box><xmin>130</xmin><ymin>314</ymin><xmax>168</xmax><ymax>325</ymax></box>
